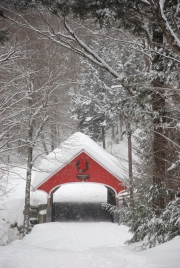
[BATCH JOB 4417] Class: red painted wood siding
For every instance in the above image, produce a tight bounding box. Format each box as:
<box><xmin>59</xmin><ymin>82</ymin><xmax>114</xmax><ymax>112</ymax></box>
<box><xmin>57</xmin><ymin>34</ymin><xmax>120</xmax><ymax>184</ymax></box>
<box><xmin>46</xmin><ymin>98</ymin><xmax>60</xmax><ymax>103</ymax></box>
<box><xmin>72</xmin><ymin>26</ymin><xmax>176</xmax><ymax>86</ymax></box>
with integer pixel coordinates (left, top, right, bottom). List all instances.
<box><xmin>37</xmin><ymin>152</ymin><xmax>125</xmax><ymax>195</ymax></box>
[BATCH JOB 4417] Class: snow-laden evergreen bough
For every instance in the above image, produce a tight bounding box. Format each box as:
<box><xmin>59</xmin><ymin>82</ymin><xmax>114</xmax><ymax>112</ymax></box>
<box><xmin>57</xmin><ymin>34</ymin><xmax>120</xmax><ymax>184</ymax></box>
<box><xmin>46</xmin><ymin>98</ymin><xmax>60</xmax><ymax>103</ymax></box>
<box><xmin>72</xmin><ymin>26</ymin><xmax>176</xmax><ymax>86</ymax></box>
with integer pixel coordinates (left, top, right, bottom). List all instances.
<box><xmin>104</xmin><ymin>186</ymin><xmax>180</xmax><ymax>249</ymax></box>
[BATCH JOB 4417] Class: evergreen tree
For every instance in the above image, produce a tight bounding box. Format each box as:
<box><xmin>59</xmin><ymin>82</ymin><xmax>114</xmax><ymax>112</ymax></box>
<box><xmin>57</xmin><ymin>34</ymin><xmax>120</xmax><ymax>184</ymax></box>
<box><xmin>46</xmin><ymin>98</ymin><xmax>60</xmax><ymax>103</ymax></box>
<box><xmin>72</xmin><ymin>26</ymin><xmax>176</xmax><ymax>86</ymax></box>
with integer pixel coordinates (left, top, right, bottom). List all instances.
<box><xmin>71</xmin><ymin>60</ymin><xmax>119</xmax><ymax>146</ymax></box>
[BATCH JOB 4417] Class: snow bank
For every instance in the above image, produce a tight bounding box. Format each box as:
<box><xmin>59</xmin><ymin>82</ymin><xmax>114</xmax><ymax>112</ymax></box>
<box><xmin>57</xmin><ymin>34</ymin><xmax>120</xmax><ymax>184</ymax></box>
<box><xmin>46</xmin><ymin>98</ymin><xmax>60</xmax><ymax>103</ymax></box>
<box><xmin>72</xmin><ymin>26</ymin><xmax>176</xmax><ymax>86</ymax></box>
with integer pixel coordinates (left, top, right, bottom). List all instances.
<box><xmin>141</xmin><ymin>235</ymin><xmax>180</xmax><ymax>268</ymax></box>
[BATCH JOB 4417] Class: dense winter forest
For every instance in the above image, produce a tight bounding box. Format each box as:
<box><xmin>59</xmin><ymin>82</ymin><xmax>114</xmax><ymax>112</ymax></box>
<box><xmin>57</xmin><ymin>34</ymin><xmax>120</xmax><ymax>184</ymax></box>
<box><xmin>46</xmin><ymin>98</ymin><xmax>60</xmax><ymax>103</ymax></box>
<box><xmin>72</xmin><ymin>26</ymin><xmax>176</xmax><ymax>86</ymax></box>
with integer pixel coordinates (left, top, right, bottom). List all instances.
<box><xmin>0</xmin><ymin>0</ymin><xmax>180</xmax><ymax>249</ymax></box>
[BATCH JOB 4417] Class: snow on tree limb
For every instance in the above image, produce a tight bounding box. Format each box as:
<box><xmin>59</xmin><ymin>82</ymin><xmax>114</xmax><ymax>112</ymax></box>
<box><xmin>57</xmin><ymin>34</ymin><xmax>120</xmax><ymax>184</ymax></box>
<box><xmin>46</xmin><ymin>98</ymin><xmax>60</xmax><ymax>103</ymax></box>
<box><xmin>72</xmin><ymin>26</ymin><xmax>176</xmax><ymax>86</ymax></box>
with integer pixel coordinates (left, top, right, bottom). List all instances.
<box><xmin>159</xmin><ymin>0</ymin><xmax>180</xmax><ymax>55</ymax></box>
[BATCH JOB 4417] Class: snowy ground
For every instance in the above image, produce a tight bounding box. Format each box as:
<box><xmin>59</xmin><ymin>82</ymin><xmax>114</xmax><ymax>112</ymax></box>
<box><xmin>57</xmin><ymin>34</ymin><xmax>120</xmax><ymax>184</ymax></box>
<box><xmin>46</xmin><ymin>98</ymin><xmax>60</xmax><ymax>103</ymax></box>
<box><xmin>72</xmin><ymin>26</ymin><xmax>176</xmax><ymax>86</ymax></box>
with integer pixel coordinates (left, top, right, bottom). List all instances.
<box><xmin>0</xmin><ymin>222</ymin><xmax>180</xmax><ymax>268</ymax></box>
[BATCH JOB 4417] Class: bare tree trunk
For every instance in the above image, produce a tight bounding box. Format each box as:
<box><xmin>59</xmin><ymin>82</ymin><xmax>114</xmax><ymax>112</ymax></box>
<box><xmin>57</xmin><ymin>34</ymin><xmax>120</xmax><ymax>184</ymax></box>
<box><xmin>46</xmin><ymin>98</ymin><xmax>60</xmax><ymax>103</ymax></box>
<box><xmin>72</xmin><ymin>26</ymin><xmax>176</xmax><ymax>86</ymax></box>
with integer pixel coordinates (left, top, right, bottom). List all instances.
<box><xmin>7</xmin><ymin>132</ymin><xmax>10</xmax><ymax>163</ymax></box>
<box><xmin>126</xmin><ymin>120</ymin><xmax>133</xmax><ymax>200</ymax></box>
<box><xmin>41</xmin><ymin>133</ymin><xmax>49</xmax><ymax>155</ymax></box>
<box><xmin>51</xmin><ymin>122</ymin><xmax>56</xmax><ymax>151</ymax></box>
<box><xmin>23</xmin><ymin>120</ymin><xmax>33</xmax><ymax>236</ymax></box>
<box><xmin>23</xmin><ymin>82</ymin><xmax>34</xmax><ymax>236</ymax></box>
<box><xmin>102</xmin><ymin>126</ymin><xmax>106</xmax><ymax>149</ymax></box>
<box><xmin>152</xmin><ymin>26</ymin><xmax>167</xmax><ymax>212</ymax></box>
<box><xmin>18</xmin><ymin>138</ymin><xmax>21</xmax><ymax>153</ymax></box>
<box><xmin>111</xmin><ymin>126</ymin><xmax>115</xmax><ymax>141</ymax></box>
<box><xmin>119</xmin><ymin>117</ymin><xmax>123</xmax><ymax>141</ymax></box>
<box><xmin>152</xmin><ymin>88</ymin><xmax>166</xmax><ymax>212</ymax></box>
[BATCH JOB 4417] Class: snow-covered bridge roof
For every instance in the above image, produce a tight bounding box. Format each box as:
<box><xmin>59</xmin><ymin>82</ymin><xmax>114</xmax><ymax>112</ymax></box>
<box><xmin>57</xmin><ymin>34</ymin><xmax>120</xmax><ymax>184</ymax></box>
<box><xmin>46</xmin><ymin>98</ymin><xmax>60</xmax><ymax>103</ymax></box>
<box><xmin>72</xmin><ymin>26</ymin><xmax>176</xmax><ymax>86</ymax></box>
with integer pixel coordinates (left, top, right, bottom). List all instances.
<box><xmin>32</xmin><ymin>132</ymin><xmax>126</xmax><ymax>194</ymax></box>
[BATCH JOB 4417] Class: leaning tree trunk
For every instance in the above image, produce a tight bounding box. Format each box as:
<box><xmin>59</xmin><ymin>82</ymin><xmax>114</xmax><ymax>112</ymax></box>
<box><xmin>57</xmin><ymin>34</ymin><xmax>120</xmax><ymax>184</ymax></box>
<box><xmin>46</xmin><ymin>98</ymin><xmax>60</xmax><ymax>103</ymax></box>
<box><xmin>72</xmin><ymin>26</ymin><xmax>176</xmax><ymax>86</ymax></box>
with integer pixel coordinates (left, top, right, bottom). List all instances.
<box><xmin>152</xmin><ymin>26</ymin><xmax>167</xmax><ymax>213</ymax></box>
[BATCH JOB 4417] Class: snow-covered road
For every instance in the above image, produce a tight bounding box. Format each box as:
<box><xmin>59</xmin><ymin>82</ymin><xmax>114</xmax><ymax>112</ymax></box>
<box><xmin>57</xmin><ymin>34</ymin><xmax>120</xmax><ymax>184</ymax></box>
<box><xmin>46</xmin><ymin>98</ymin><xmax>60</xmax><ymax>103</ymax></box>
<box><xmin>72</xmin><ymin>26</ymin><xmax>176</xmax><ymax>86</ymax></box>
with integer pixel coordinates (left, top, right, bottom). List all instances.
<box><xmin>1</xmin><ymin>222</ymin><xmax>179</xmax><ymax>268</ymax></box>
<box><xmin>0</xmin><ymin>222</ymin><xmax>144</xmax><ymax>268</ymax></box>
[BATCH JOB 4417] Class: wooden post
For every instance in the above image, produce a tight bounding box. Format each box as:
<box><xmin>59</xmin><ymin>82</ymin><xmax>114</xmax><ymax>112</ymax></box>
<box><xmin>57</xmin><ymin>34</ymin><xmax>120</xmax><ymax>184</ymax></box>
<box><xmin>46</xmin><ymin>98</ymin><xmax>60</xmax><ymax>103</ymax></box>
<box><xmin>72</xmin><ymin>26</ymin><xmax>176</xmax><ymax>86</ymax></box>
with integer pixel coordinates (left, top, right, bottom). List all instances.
<box><xmin>107</xmin><ymin>188</ymin><xmax>116</xmax><ymax>205</ymax></box>
<box><xmin>116</xmin><ymin>197</ymin><xmax>119</xmax><ymax>207</ymax></box>
<box><xmin>47</xmin><ymin>197</ymin><xmax>51</xmax><ymax>207</ymax></box>
<box><xmin>113</xmin><ymin>197</ymin><xmax>119</xmax><ymax>223</ymax></box>
<box><xmin>46</xmin><ymin>196</ymin><xmax>52</xmax><ymax>222</ymax></box>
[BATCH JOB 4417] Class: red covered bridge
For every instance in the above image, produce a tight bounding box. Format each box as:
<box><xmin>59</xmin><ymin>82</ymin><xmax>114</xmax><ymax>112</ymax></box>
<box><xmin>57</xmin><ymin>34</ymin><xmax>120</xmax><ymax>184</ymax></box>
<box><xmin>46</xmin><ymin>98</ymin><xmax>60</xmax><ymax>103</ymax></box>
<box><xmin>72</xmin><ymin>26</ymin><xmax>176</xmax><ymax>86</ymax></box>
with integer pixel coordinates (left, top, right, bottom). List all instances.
<box><xmin>32</xmin><ymin>132</ymin><xmax>126</xmax><ymax>222</ymax></box>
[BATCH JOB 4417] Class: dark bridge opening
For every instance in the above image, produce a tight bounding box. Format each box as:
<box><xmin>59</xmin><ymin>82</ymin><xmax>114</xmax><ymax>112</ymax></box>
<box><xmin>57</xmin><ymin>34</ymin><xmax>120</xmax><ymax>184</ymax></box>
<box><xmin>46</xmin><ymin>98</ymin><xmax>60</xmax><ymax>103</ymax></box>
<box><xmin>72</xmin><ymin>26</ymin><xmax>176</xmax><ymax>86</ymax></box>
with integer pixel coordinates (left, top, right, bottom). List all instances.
<box><xmin>53</xmin><ymin>202</ymin><xmax>113</xmax><ymax>222</ymax></box>
<box><xmin>51</xmin><ymin>183</ymin><xmax>114</xmax><ymax>222</ymax></box>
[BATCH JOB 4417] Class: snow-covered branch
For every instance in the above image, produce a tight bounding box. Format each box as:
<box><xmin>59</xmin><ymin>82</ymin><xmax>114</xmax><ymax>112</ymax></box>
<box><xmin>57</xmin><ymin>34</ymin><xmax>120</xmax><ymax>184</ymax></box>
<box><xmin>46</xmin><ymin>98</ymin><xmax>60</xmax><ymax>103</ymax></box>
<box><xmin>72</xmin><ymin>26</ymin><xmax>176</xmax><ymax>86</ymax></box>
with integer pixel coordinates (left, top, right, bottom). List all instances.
<box><xmin>158</xmin><ymin>0</ymin><xmax>180</xmax><ymax>56</ymax></box>
<box><xmin>0</xmin><ymin>47</ymin><xmax>15</xmax><ymax>63</ymax></box>
<box><xmin>168</xmin><ymin>159</ymin><xmax>180</xmax><ymax>172</ymax></box>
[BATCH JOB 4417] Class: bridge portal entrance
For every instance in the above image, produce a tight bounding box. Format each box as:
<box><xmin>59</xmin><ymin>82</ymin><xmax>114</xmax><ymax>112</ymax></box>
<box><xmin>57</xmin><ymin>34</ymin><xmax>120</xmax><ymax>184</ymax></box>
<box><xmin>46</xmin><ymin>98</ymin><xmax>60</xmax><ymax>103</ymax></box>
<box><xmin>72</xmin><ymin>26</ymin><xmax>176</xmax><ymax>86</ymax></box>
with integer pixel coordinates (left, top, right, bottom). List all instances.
<box><xmin>51</xmin><ymin>183</ymin><xmax>114</xmax><ymax>222</ymax></box>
